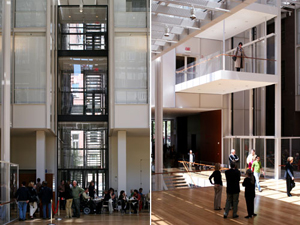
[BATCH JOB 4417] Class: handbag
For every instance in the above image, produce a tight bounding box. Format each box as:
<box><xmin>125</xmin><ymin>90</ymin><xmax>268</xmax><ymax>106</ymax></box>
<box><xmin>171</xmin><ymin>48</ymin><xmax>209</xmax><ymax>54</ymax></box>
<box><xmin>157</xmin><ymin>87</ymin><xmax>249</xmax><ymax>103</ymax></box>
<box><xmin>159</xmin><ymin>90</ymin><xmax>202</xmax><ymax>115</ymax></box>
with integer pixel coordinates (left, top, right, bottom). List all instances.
<box><xmin>232</xmin><ymin>56</ymin><xmax>237</xmax><ymax>61</ymax></box>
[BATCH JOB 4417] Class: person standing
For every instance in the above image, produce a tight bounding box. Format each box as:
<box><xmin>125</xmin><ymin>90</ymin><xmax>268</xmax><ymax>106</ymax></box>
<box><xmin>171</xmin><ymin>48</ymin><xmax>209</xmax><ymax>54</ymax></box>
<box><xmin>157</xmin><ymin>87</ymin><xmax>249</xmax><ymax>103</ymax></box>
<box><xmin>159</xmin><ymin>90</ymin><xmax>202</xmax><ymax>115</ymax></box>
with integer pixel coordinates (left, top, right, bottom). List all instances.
<box><xmin>234</xmin><ymin>42</ymin><xmax>247</xmax><ymax>72</ymax></box>
<box><xmin>58</xmin><ymin>180</ymin><xmax>66</xmax><ymax>210</ymax></box>
<box><xmin>64</xmin><ymin>181</ymin><xmax>73</xmax><ymax>218</ymax></box>
<box><xmin>88</xmin><ymin>181</ymin><xmax>96</xmax><ymax>199</ymax></box>
<box><xmin>246</xmin><ymin>149</ymin><xmax>256</xmax><ymax>169</ymax></box>
<box><xmin>242</xmin><ymin>169</ymin><xmax>257</xmax><ymax>219</ymax></box>
<box><xmin>285</xmin><ymin>157</ymin><xmax>295</xmax><ymax>197</ymax></box>
<box><xmin>224</xmin><ymin>162</ymin><xmax>240</xmax><ymax>219</ymax></box>
<box><xmin>39</xmin><ymin>181</ymin><xmax>52</xmax><ymax>219</ymax></box>
<box><xmin>28</xmin><ymin>182</ymin><xmax>38</xmax><ymax>220</ymax></box>
<box><xmin>187</xmin><ymin>150</ymin><xmax>195</xmax><ymax>171</ymax></box>
<box><xmin>209</xmin><ymin>163</ymin><xmax>223</xmax><ymax>210</ymax></box>
<box><xmin>15</xmin><ymin>181</ymin><xmax>30</xmax><ymax>221</ymax></box>
<box><xmin>72</xmin><ymin>180</ymin><xmax>84</xmax><ymax>218</ymax></box>
<box><xmin>36</xmin><ymin>178</ymin><xmax>42</xmax><ymax>194</ymax></box>
<box><xmin>251</xmin><ymin>156</ymin><xmax>264</xmax><ymax>192</ymax></box>
<box><xmin>229</xmin><ymin>149</ymin><xmax>239</xmax><ymax>168</ymax></box>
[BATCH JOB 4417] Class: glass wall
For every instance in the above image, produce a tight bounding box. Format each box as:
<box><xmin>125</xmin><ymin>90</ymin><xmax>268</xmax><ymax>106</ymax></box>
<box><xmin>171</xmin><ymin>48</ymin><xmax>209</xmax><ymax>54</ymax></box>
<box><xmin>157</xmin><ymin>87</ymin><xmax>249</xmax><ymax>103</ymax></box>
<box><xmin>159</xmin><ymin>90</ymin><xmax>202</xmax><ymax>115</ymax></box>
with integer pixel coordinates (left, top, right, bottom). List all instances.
<box><xmin>58</xmin><ymin>7</ymin><xmax>107</xmax><ymax>50</ymax></box>
<box><xmin>15</xmin><ymin>0</ymin><xmax>46</xmax><ymax>28</ymax></box>
<box><xmin>58</xmin><ymin>57</ymin><xmax>108</xmax><ymax>115</ymax></box>
<box><xmin>14</xmin><ymin>34</ymin><xmax>46</xmax><ymax>103</ymax></box>
<box><xmin>115</xmin><ymin>33</ymin><xmax>148</xmax><ymax>104</ymax></box>
<box><xmin>114</xmin><ymin>0</ymin><xmax>147</xmax><ymax>28</ymax></box>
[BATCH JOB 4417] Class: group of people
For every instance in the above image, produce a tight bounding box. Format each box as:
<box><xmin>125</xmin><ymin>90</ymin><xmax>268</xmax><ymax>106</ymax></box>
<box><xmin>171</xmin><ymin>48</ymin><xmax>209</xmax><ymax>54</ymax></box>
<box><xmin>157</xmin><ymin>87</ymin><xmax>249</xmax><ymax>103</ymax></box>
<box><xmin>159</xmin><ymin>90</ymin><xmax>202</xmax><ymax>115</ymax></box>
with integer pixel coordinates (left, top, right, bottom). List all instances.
<box><xmin>15</xmin><ymin>178</ymin><xmax>52</xmax><ymax>221</ymax></box>
<box><xmin>209</xmin><ymin>148</ymin><xmax>296</xmax><ymax>219</ymax></box>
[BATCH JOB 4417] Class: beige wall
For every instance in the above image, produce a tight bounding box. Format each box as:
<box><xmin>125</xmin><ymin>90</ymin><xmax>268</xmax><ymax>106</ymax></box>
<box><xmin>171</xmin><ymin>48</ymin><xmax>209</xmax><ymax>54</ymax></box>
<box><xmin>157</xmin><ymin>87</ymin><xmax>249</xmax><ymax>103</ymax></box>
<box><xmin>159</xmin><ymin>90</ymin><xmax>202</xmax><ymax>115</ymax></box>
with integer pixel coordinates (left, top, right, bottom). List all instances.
<box><xmin>11</xmin><ymin>132</ymin><xmax>56</xmax><ymax>172</ymax></box>
<box><xmin>109</xmin><ymin>134</ymin><xmax>150</xmax><ymax>194</ymax></box>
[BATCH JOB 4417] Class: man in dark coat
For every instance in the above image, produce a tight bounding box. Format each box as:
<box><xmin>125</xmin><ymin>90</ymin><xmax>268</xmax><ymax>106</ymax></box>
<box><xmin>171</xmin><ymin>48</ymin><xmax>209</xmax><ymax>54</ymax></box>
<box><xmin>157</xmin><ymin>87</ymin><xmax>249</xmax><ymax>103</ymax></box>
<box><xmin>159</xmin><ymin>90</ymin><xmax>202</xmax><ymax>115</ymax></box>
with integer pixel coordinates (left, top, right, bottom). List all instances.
<box><xmin>39</xmin><ymin>181</ymin><xmax>52</xmax><ymax>219</ymax></box>
<box><xmin>224</xmin><ymin>162</ymin><xmax>241</xmax><ymax>219</ymax></box>
<box><xmin>15</xmin><ymin>181</ymin><xmax>30</xmax><ymax>221</ymax></box>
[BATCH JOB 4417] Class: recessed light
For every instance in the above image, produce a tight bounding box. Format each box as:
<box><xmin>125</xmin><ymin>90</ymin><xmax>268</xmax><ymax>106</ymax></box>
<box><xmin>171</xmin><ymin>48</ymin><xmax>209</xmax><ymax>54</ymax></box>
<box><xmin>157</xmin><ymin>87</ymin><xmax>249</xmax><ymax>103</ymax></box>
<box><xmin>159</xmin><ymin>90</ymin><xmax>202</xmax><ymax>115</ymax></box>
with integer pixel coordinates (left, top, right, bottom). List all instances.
<box><xmin>96</xmin><ymin>16</ymin><xmax>98</xmax><ymax>18</ymax></box>
<box><xmin>69</xmin><ymin>15</ymin><xmax>71</xmax><ymax>18</ymax></box>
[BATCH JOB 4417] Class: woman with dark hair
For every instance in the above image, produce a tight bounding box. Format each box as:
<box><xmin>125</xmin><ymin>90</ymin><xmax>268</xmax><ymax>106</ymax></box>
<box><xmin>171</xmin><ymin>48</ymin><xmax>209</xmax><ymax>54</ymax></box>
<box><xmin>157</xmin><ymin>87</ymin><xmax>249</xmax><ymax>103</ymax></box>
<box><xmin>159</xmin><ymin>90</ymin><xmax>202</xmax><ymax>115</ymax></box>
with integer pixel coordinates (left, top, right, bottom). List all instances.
<box><xmin>209</xmin><ymin>163</ymin><xmax>223</xmax><ymax>210</ymax></box>
<box><xmin>242</xmin><ymin>169</ymin><xmax>257</xmax><ymax>219</ymax></box>
<box><xmin>118</xmin><ymin>190</ymin><xmax>128</xmax><ymax>214</ymax></box>
<box><xmin>286</xmin><ymin>157</ymin><xmax>295</xmax><ymax>197</ymax></box>
<box><xmin>234</xmin><ymin>42</ymin><xmax>247</xmax><ymax>72</ymax></box>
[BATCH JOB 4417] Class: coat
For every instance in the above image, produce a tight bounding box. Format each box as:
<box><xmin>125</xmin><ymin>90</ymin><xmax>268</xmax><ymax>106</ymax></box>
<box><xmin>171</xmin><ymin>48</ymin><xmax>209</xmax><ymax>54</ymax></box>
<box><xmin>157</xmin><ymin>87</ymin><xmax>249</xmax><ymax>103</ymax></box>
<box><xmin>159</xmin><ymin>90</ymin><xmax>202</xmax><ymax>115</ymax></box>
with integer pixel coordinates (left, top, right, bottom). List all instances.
<box><xmin>225</xmin><ymin>168</ymin><xmax>241</xmax><ymax>194</ymax></box>
<box><xmin>234</xmin><ymin>47</ymin><xmax>246</xmax><ymax>68</ymax></box>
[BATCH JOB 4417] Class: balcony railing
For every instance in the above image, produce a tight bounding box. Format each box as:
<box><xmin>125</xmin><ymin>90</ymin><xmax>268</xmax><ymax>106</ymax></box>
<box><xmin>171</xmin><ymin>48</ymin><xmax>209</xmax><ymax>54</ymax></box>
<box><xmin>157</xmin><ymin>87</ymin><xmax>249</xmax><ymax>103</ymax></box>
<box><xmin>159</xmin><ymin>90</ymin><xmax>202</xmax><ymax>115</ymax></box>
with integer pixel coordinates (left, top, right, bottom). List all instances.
<box><xmin>176</xmin><ymin>34</ymin><xmax>276</xmax><ymax>85</ymax></box>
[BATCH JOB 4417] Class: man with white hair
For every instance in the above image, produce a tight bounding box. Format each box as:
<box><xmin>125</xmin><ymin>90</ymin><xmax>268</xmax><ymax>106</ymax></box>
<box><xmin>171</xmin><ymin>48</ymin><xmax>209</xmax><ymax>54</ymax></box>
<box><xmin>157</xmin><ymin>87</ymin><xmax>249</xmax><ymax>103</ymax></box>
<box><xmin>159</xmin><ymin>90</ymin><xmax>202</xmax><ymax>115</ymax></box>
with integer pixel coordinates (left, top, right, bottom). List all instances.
<box><xmin>187</xmin><ymin>150</ymin><xmax>195</xmax><ymax>171</ymax></box>
<box><xmin>229</xmin><ymin>149</ymin><xmax>239</xmax><ymax>168</ymax></box>
<box><xmin>72</xmin><ymin>180</ymin><xmax>84</xmax><ymax>218</ymax></box>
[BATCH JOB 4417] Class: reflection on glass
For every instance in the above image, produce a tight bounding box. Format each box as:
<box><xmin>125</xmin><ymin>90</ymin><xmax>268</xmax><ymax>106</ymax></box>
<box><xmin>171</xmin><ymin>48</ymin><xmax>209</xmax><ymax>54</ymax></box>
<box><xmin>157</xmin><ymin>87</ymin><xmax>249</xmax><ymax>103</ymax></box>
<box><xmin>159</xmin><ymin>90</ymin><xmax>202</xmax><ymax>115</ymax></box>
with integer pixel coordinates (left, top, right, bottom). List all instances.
<box><xmin>58</xmin><ymin>7</ymin><xmax>107</xmax><ymax>50</ymax></box>
<box><xmin>266</xmin><ymin>139</ymin><xmax>274</xmax><ymax>178</ymax></box>
<box><xmin>58</xmin><ymin>57</ymin><xmax>107</xmax><ymax>115</ymax></box>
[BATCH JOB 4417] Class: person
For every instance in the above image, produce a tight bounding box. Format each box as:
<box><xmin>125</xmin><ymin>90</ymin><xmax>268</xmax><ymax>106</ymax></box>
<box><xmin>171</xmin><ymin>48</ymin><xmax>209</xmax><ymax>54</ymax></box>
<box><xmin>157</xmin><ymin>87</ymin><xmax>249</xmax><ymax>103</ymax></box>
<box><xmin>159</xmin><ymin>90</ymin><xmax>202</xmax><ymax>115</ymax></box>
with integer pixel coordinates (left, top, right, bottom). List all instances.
<box><xmin>246</xmin><ymin>149</ymin><xmax>256</xmax><ymax>169</ymax></box>
<box><xmin>234</xmin><ymin>42</ymin><xmax>247</xmax><ymax>72</ymax></box>
<box><xmin>72</xmin><ymin>180</ymin><xmax>84</xmax><ymax>218</ymax></box>
<box><xmin>229</xmin><ymin>149</ymin><xmax>239</xmax><ymax>168</ymax></box>
<box><xmin>58</xmin><ymin>180</ymin><xmax>66</xmax><ymax>210</ymax></box>
<box><xmin>209</xmin><ymin>163</ymin><xmax>223</xmax><ymax>210</ymax></box>
<box><xmin>15</xmin><ymin>181</ymin><xmax>30</xmax><ymax>221</ymax></box>
<box><xmin>224</xmin><ymin>162</ymin><xmax>240</xmax><ymax>219</ymax></box>
<box><xmin>251</xmin><ymin>156</ymin><xmax>264</xmax><ymax>192</ymax></box>
<box><xmin>131</xmin><ymin>190</ymin><xmax>141</xmax><ymax>214</ymax></box>
<box><xmin>64</xmin><ymin>181</ymin><xmax>73</xmax><ymax>218</ymax></box>
<box><xmin>139</xmin><ymin>188</ymin><xmax>144</xmax><ymax>211</ymax></box>
<box><xmin>28</xmin><ymin>182</ymin><xmax>38</xmax><ymax>220</ymax></box>
<box><xmin>39</xmin><ymin>181</ymin><xmax>52</xmax><ymax>220</ymax></box>
<box><xmin>88</xmin><ymin>181</ymin><xmax>96</xmax><ymax>199</ymax></box>
<box><xmin>285</xmin><ymin>157</ymin><xmax>295</xmax><ymax>197</ymax></box>
<box><xmin>118</xmin><ymin>190</ymin><xmax>128</xmax><ymax>214</ymax></box>
<box><xmin>82</xmin><ymin>187</ymin><xmax>96</xmax><ymax>213</ymax></box>
<box><xmin>242</xmin><ymin>169</ymin><xmax>257</xmax><ymax>219</ymax></box>
<box><xmin>187</xmin><ymin>150</ymin><xmax>195</xmax><ymax>171</ymax></box>
<box><xmin>36</xmin><ymin>178</ymin><xmax>42</xmax><ymax>194</ymax></box>
<box><xmin>103</xmin><ymin>189</ymin><xmax>113</xmax><ymax>214</ymax></box>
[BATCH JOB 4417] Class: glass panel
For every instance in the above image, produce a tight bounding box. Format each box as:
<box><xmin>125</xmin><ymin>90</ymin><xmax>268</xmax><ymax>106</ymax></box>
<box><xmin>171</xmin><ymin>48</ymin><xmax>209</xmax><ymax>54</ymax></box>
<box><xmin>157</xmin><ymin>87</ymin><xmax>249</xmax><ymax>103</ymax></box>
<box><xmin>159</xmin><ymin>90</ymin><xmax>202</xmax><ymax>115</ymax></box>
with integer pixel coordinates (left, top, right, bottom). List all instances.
<box><xmin>114</xmin><ymin>0</ymin><xmax>147</xmax><ymax>28</ymax></box>
<box><xmin>223</xmin><ymin>138</ymin><xmax>230</xmax><ymax>168</ymax></box>
<box><xmin>241</xmin><ymin>139</ymin><xmax>250</xmax><ymax>174</ymax></box>
<box><xmin>58</xmin><ymin>122</ymin><xmax>108</xmax><ymax>169</ymax></box>
<box><xmin>233</xmin><ymin>138</ymin><xmax>240</xmax><ymax>168</ymax></box>
<box><xmin>292</xmin><ymin>139</ymin><xmax>300</xmax><ymax>174</ymax></box>
<box><xmin>58</xmin><ymin>57</ymin><xmax>107</xmax><ymax>115</ymax></box>
<box><xmin>281</xmin><ymin>139</ymin><xmax>290</xmax><ymax>178</ymax></box>
<box><xmin>115</xmin><ymin>34</ymin><xmax>148</xmax><ymax>104</ymax></box>
<box><xmin>15</xmin><ymin>0</ymin><xmax>46</xmax><ymax>27</ymax></box>
<box><xmin>266</xmin><ymin>139</ymin><xmax>275</xmax><ymax>178</ymax></box>
<box><xmin>255</xmin><ymin>138</ymin><xmax>264</xmax><ymax>168</ymax></box>
<box><xmin>14</xmin><ymin>35</ymin><xmax>46</xmax><ymax>103</ymax></box>
<box><xmin>58</xmin><ymin>7</ymin><xmax>107</xmax><ymax>50</ymax></box>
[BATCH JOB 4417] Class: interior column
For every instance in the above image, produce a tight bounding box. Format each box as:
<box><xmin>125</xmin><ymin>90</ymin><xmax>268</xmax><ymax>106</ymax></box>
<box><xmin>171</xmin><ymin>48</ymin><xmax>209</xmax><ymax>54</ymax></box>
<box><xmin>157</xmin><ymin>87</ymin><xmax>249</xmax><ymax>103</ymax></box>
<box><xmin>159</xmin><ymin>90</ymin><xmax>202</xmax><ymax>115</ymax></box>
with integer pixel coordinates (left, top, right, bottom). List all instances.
<box><xmin>36</xmin><ymin>131</ymin><xmax>46</xmax><ymax>182</ymax></box>
<box><xmin>118</xmin><ymin>131</ymin><xmax>127</xmax><ymax>193</ymax></box>
<box><xmin>155</xmin><ymin>57</ymin><xmax>163</xmax><ymax>191</ymax></box>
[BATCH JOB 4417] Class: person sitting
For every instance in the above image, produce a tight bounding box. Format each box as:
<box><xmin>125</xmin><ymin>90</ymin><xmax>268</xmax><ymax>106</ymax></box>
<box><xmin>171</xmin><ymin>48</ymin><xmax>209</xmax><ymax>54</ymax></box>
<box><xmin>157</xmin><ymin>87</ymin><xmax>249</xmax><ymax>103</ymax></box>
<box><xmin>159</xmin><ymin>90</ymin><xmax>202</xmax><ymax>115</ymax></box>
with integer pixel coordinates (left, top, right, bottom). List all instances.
<box><xmin>103</xmin><ymin>190</ymin><xmax>113</xmax><ymax>214</ymax></box>
<box><xmin>138</xmin><ymin>188</ymin><xmax>144</xmax><ymax>211</ymax></box>
<box><xmin>130</xmin><ymin>190</ymin><xmax>141</xmax><ymax>214</ymax></box>
<box><xmin>82</xmin><ymin>188</ymin><xmax>97</xmax><ymax>213</ymax></box>
<box><xmin>118</xmin><ymin>190</ymin><xmax>128</xmax><ymax>214</ymax></box>
<box><xmin>109</xmin><ymin>188</ymin><xmax>116</xmax><ymax>211</ymax></box>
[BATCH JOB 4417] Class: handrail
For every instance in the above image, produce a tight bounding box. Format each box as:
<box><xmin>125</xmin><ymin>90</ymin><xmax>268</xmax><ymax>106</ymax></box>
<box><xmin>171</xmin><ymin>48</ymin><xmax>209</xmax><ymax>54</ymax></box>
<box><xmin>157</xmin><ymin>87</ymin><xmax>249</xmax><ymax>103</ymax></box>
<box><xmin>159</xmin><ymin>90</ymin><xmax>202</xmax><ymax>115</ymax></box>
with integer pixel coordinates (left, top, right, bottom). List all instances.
<box><xmin>176</xmin><ymin>53</ymin><xmax>276</xmax><ymax>73</ymax></box>
<box><xmin>0</xmin><ymin>200</ymin><xmax>16</xmax><ymax>206</ymax></box>
<box><xmin>178</xmin><ymin>161</ymin><xmax>229</xmax><ymax>171</ymax></box>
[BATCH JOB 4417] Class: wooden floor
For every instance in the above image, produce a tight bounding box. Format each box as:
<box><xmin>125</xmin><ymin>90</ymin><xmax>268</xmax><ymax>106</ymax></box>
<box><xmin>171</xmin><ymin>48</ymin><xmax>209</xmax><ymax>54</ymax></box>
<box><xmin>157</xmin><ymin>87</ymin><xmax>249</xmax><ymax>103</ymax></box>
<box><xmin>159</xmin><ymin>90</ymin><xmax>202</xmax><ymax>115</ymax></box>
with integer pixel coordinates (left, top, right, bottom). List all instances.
<box><xmin>11</xmin><ymin>211</ymin><xmax>150</xmax><ymax>225</ymax></box>
<box><xmin>152</xmin><ymin>179</ymin><xmax>300</xmax><ymax>225</ymax></box>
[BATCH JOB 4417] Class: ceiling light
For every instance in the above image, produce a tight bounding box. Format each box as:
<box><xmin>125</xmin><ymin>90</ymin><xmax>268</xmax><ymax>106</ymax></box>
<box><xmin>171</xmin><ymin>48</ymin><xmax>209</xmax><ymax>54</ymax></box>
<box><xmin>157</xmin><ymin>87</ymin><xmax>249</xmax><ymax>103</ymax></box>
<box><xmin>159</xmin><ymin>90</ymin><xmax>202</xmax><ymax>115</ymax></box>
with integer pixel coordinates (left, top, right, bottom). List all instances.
<box><xmin>164</xmin><ymin>25</ymin><xmax>170</xmax><ymax>37</ymax></box>
<box><xmin>190</xmin><ymin>5</ymin><xmax>196</xmax><ymax>20</ymax></box>
<box><xmin>79</xmin><ymin>2</ymin><xmax>83</xmax><ymax>13</ymax></box>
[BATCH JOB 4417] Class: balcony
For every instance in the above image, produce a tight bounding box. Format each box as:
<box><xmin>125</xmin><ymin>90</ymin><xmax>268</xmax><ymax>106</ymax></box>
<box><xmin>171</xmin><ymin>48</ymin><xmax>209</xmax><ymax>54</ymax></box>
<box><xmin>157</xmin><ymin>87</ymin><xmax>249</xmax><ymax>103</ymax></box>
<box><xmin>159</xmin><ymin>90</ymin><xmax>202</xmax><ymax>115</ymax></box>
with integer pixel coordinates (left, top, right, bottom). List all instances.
<box><xmin>175</xmin><ymin>36</ymin><xmax>278</xmax><ymax>94</ymax></box>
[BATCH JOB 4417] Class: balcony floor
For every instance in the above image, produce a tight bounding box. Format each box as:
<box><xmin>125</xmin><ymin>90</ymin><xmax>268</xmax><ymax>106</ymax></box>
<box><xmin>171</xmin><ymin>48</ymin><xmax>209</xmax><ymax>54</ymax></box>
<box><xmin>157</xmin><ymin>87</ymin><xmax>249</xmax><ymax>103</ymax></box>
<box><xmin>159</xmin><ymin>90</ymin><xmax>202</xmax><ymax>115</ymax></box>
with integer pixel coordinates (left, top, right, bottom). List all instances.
<box><xmin>175</xmin><ymin>70</ymin><xmax>279</xmax><ymax>95</ymax></box>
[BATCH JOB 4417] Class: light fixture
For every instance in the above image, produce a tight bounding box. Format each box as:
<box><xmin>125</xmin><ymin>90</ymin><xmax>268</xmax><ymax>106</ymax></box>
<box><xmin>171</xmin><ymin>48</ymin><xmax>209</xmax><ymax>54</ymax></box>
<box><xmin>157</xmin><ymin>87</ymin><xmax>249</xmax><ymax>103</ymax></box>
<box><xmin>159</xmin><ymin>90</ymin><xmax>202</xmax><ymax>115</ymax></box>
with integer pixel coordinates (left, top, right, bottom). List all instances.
<box><xmin>190</xmin><ymin>5</ymin><xmax>196</xmax><ymax>20</ymax></box>
<box><xmin>79</xmin><ymin>1</ymin><xmax>83</xmax><ymax>13</ymax></box>
<box><xmin>164</xmin><ymin>25</ymin><xmax>170</xmax><ymax>37</ymax></box>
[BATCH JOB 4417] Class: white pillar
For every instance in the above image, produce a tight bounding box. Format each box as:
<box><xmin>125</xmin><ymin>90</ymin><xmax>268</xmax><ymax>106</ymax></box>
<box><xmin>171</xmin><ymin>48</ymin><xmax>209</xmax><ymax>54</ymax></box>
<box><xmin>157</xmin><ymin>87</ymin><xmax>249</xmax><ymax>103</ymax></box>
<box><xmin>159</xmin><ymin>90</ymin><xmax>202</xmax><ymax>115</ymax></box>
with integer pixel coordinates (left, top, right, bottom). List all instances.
<box><xmin>155</xmin><ymin>57</ymin><xmax>163</xmax><ymax>191</ymax></box>
<box><xmin>1</xmin><ymin>1</ymin><xmax>12</xmax><ymax>220</ymax></box>
<box><xmin>222</xmin><ymin>20</ymin><xmax>226</xmax><ymax>70</ymax></box>
<box><xmin>1</xmin><ymin>0</ymin><xmax>11</xmax><ymax>162</ymax></box>
<box><xmin>117</xmin><ymin>131</ymin><xmax>127</xmax><ymax>193</ymax></box>
<box><xmin>36</xmin><ymin>131</ymin><xmax>46</xmax><ymax>182</ymax></box>
<box><xmin>274</xmin><ymin>1</ymin><xmax>281</xmax><ymax>180</ymax></box>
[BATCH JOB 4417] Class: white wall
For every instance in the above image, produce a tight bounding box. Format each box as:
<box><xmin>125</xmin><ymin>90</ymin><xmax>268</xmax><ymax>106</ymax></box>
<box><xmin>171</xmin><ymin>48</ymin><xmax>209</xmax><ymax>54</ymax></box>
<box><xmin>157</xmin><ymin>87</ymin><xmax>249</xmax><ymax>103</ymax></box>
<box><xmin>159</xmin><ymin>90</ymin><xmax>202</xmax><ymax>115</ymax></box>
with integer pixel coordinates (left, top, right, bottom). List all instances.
<box><xmin>115</xmin><ymin>105</ymin><xmax>149</xmax><ymax>128</ymax></box>
<box><xmin>13</xmin><ymin>105</ymin><xmax>46</xmax><ymax>128</ymax></box>
<box><xmin>176</xmin><ymin>38</ymin><xmax>200</xmax><ymax>55</ymax></box>
<box><xmin>162</xmin><ymin>49</ymin><xmax>176</xmax><ymax>107</ymax></box>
